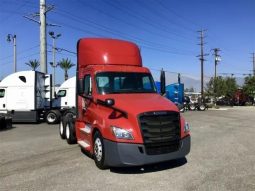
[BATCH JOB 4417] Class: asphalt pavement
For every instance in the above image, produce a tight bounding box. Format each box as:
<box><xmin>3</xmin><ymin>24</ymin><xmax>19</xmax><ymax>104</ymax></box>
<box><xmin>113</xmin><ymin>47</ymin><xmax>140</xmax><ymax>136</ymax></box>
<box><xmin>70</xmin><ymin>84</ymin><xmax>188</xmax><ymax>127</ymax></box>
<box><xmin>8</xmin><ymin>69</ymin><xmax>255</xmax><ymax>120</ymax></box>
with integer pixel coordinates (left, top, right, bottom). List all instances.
<box><xmin>0</xmin><ymin>106</ymin><xmax>255</xmax><ymax>191</ymax></box>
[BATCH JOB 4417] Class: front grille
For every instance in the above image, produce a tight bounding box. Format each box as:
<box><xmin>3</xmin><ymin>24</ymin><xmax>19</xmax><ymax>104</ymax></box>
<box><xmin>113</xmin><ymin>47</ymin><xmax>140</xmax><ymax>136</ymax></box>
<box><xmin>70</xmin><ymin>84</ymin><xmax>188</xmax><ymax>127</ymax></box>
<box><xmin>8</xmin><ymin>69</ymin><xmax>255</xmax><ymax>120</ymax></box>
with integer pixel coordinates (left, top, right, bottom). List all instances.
<box><xmin>138</xmin><ymin>111</ymin><xmax>180</xmax><ymax>155</ymax></box>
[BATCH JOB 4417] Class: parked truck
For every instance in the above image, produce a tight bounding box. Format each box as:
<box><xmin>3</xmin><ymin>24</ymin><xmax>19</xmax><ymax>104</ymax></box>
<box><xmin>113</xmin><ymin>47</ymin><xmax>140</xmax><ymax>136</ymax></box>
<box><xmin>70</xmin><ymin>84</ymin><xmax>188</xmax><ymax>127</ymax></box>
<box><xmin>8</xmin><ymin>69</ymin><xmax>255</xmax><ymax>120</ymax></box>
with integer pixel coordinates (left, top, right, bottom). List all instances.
<box><xmin>60</xmin><ymin>38</ymin><xmax>190</xmax><ymax>169</ymax></box>
<box><xmin>55</xmin><ymin>76</ymin><xmax>76</xmax><ymax>109</ymax></box>
<box><xmin>0</xmin><ymin>70</ymin><xmax>62</xmax><ymax>123</ymax></box>
<box><xmin>53</xmin><ymin>76</ymin><xmax>76</xmax><ymax>118</ymax></box>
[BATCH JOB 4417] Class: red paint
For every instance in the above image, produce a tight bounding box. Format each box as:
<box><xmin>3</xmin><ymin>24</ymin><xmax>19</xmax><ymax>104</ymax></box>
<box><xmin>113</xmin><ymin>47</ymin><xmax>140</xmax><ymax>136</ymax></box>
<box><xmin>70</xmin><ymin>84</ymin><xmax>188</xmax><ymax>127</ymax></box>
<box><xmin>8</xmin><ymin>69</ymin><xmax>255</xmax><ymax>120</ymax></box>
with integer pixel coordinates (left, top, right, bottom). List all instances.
<box><xmin>75</xmin><ymin>38</ymin><xmax>189</xmax><ymax>154</ymax></box>
<box><xmin>78</xmin><ymin>38</ymin><xmax>142</xmax><ymax>68</ymax></box>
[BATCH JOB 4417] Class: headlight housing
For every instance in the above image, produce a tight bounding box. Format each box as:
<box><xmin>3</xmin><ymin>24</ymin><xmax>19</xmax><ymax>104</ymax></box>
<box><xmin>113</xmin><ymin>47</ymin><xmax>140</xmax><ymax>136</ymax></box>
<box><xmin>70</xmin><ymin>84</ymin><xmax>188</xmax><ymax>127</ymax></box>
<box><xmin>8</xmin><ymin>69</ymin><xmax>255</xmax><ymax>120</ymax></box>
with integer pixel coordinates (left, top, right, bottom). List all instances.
<box><xmin>184</xmin><ymin>122</ymin><xmax>190</xmax><ymax>133</ymax></box>
<box><xmin>112</xmin><ymin>126</ymin><xmax>134</xmax><ymax>140</ymax></box>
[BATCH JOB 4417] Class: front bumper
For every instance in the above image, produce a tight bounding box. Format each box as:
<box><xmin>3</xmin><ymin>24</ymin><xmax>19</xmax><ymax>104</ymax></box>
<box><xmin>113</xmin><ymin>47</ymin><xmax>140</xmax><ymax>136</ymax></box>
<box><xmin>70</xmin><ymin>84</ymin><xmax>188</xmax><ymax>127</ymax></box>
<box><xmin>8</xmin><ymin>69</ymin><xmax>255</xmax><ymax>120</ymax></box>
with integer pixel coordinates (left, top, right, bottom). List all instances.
<box><xmin>104</xmin><ymin>135</ymin><xmax>190</xmax><ymax>167</ymax></box>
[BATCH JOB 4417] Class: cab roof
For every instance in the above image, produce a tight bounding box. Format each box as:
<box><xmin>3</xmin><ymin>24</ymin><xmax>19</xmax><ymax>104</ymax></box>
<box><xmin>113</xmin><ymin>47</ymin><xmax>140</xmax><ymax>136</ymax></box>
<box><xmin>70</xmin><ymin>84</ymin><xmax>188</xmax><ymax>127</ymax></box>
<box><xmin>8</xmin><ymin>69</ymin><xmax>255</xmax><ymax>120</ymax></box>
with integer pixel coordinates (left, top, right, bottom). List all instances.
<box><xmin>77</xmin><ymin>38</ymin><xmax>142</xmax><ymax>68</ymax></box>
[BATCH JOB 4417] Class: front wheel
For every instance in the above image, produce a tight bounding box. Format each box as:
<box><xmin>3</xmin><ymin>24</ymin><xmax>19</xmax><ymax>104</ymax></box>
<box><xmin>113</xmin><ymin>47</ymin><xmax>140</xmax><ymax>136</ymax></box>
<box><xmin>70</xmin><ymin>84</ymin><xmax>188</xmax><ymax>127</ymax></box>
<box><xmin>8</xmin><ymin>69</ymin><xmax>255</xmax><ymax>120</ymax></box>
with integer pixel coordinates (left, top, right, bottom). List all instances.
<box><xmin>93</xmin><ymin>131</ymin><xmax>106</xmax><ymax>169</ymax></box>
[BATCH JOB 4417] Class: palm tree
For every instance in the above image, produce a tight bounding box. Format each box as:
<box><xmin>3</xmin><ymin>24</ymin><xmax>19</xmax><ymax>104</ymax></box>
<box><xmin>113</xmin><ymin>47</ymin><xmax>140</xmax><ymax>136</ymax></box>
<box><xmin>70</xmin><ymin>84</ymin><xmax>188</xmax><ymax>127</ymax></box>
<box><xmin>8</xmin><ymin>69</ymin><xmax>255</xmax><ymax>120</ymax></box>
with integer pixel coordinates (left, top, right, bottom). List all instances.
<box><xmin>25</xmin><ymin>59</ymin><xmax>40</xmax><ymax>71</ymax></box>
<box><xmin>58</xmin><ymin>58</ymin><xmax>75</xmax><ymax>81</ymax></box>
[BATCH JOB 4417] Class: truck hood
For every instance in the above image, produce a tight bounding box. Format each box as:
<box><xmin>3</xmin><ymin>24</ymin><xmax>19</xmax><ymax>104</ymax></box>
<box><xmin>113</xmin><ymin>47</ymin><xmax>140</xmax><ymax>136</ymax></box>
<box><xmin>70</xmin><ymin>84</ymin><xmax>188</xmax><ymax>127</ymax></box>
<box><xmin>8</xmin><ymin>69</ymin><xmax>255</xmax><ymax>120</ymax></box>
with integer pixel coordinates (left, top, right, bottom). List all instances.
<box><xmin>97</xmin><ymin>93</ymin><xmax>179</xmax><ymax>116</ymax></box>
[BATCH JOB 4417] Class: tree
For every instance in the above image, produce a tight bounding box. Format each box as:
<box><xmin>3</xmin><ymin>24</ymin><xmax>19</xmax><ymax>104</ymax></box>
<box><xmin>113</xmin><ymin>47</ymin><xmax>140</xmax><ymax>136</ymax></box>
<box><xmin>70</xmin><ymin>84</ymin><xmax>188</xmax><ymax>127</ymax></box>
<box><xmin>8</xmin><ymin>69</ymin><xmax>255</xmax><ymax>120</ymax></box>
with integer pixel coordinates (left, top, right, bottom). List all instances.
<box><xmin>243</xmin><ymin>76</ymin><xmax>255</xmax><ymax>98</ymax></box>
<box><xmin>58</xmin><ymin>58</ymin><xmax>75</xmax><ymax>81</ymax></box>
<box><xmin>224</xmin><ymin>77</ymin><xmax>238</xmax><ymax>98</ymax></box>
<box><xmin>205</xmin><ymin>76</ymin><xmax>237</xmax><ymax>98</ymax></box>
<box><xmin>25</xmin><ymin>59</ymin><xmax>40</xmax><ymax>71</ymax></box>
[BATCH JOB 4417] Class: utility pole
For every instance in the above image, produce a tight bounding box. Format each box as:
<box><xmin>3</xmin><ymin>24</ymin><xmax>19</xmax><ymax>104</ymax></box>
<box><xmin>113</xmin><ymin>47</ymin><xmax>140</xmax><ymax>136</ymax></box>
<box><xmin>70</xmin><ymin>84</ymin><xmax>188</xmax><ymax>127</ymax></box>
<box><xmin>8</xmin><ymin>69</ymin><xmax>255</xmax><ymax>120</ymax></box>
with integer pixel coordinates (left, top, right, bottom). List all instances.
<box><xmin>212</xmin><ymin>48</ymin><xmax>221</xmax><ymax>106</ymax></box>
<box><xmin>24</xmin><ymin>0</ymin><xmax>57</xmax><ymax>74</ymax></box>
<box><xmin>49</xmin><ymin>31</ymin><xmax>61</xmax><ymax>93</ymax></box>
<box><xmin>251</xmin><ymin>52</ymin><xmax>255</xmax><ymax>76</ymax></box>
<box><xmin>7</xmin><ymin>34</ymin><xmax>17</xmax><ymax>72</ymax></box>
<box><xmin>197</xmin><ymin>30</ymin><xmax>208</xmax><ymax>101</ymax></box>
<box><xmin>40</xmin><ymin>0</ymin><xmax>47</xmax><ymax>74</ymax></box>
<box><xmin>212</xmin><ymin>48</ymin><xmax>221</xmax><ymax>79</ymax></box>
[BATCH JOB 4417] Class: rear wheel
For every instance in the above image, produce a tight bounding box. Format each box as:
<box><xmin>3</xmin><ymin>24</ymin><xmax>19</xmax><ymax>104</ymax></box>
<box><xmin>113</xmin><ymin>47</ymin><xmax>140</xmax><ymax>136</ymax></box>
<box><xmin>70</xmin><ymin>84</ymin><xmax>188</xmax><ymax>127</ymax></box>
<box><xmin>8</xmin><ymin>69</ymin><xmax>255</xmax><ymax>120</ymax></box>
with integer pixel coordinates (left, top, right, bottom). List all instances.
<box><xmin>66</xmin><ymin>119</ymin><xmax>77</xmax><ymax>144</ymax></box>
<box><xmin>59</xmin><ymin>113</ymin><xmax>74</xmax><ymax>139</ymax></box>
<box><xmin>93</xmin><ymin>131</ymin><xmax>106</xmax><ymax>169</ymax></box>
<box><xmin>199</xmin><ymin>104</ymin><xmax>206</xmax><ymax>111</ymax></box>
<box><xmin>189</xmin><ymin>104</ymin><xmax>196</xmax><ymax>111</ymax></box>
<box><xmin>46</xmin><ymin>110</ymin><xmax>61</xmax><ymax>124</ymax></box>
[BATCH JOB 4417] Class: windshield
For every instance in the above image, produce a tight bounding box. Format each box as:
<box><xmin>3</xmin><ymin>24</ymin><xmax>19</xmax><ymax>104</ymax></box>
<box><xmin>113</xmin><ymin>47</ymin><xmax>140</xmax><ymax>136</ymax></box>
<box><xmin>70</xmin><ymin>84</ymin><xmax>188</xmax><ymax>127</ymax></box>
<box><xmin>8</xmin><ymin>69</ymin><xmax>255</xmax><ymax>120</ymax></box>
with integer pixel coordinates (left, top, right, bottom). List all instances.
<box><xmin>96</xmin><ymin>72</ymin><xmax>157</xmax><ymax>94</ymax></box>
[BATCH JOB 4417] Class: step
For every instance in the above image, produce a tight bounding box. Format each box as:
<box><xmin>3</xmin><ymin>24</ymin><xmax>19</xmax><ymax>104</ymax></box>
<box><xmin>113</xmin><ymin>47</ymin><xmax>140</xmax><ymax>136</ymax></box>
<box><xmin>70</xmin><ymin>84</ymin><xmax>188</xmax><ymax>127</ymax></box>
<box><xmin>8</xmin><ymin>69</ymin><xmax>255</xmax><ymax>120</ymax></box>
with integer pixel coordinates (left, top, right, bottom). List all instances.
<box><xmin>78</xmin><ymin>140</ymin><xmax>90</xmax><ymax>148</ymax></box>
<box><xmin>80</xmin><ymin>124</ymin><xmax>91</xmax><ymax>134</ymax></box>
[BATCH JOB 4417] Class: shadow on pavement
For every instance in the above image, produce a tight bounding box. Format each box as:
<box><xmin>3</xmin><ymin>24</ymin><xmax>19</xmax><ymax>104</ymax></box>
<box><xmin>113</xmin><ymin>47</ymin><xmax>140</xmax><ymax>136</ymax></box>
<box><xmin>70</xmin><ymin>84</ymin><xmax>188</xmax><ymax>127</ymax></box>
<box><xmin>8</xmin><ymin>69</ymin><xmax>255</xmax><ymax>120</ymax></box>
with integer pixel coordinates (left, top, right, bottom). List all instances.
<box><xmin>110</xmin><ymin>158</ymin><xmax>187</xmax><ymax>174</ymax></box>
<box><xmin>0</xmin><ymin>125</ymin><xmax>16</xmax><ymax>131</ymax></box>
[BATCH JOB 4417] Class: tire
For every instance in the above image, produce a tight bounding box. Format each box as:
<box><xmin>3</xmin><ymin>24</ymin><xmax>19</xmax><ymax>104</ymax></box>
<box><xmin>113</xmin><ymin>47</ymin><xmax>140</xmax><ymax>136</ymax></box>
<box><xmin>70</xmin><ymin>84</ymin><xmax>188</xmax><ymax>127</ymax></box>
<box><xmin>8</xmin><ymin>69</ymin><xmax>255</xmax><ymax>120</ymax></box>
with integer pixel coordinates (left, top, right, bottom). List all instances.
<box><xmin>189</xmin><ymin>104</ymin><xmax>196</xmax><ymax>111</ymax></box>
<box><xmin>93</xmin><ymin>131</ymin><xmax>106</xmax><ymax>169</ymax></box>
<box><xmin>199</xmin><ymin>104</ymin><xmax>206</xmax><ymax>111</ymax></box>
<box><xmin>178</xmin><ymin>104</ymin><xmax>185</xmax><ymax>113</ymax></box>
<box><xmin>46</xmin><ymin>110</ymin><xmax>61</xmax><ymax>124</ymax></box>
<box><xmin>59</xmin><ymin>117</ymin><xmax>67</xmax><ymax>139</ymax></box>
<box><xmin>64</xmin><ymin>111</ymin><xmax>75</xmax><ymax>119</ymax></box>
<box><xmin>0</xmin><ymin>116</ymin><xmax>5</xmax><ymax>128</ymax></box>
<box><xmin>66</xmin><ymin>119</ymin><xmax>77</xmax><ymax>144</ymax></box>
<box><xmin>60</xmin><ymin>113</ymin><xmax>74</xmax><ymax>139</ymax></box>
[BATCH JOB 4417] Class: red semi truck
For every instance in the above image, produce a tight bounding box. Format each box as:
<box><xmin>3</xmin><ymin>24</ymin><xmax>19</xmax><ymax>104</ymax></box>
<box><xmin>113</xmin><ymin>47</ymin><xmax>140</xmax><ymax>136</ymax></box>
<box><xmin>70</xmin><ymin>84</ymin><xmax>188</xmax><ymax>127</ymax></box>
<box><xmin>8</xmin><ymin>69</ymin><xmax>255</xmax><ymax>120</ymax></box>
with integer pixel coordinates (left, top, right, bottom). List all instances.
<box><xmin>59</xmin><ymin>38</ymin><xmax>190</xmax><ymax>169</ymax></box>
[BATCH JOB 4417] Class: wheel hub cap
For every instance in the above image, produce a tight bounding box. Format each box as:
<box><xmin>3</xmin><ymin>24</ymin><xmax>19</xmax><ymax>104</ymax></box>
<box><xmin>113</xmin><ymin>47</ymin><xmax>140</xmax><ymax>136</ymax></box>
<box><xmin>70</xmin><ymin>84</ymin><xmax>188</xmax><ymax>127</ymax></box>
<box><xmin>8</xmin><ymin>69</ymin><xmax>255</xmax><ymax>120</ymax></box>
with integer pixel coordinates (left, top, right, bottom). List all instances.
<box><xmin>94</xmin><ymin>138</ymin><xmax>102</xmax><ymax>161</ymax></box>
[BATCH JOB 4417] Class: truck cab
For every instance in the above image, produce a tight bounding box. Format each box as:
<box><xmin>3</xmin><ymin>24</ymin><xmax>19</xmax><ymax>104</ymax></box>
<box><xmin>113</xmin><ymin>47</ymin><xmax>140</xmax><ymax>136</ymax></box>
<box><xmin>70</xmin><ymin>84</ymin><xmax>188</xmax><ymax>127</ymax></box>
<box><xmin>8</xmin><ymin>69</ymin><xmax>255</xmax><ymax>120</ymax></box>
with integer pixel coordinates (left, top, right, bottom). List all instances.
<box><xmin>60</xmin><ymin>38</ymin><xmax>190</xmax><ymax>169</ymax></box>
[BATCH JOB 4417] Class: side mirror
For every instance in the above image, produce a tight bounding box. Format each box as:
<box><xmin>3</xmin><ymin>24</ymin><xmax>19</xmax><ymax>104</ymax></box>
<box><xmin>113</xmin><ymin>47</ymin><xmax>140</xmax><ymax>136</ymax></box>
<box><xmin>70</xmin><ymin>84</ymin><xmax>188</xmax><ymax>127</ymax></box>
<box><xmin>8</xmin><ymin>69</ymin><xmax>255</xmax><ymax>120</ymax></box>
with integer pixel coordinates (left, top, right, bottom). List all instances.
<box><xmin>160</xmin><ymin>69</ymin><xmax>166</xmax><ymax>95</ymax></box>
<box><xmin>78</xmin><ymin>78</ymin><xmax>84</xmax><ymax>95</ymax></box>
<box><xmin>105</xmin><ymin>99</ymin><xmax>115</xmax><ymax>106</ymax></box>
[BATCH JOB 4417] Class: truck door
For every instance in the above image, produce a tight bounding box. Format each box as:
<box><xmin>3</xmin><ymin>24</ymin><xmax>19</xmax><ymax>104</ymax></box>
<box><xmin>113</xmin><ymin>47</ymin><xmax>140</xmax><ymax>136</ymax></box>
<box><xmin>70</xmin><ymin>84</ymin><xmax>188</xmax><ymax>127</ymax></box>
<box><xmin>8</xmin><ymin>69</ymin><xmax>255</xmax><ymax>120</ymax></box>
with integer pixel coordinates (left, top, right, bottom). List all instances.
<box><xmin>77</xmin><ymin>74</ymin><xmax>94</xmax><ymax>140</ymax></box>
<box><xmin>0</xmin><ymin>88</ymin><xmax>7</xmax><ymax>111</ymax></box>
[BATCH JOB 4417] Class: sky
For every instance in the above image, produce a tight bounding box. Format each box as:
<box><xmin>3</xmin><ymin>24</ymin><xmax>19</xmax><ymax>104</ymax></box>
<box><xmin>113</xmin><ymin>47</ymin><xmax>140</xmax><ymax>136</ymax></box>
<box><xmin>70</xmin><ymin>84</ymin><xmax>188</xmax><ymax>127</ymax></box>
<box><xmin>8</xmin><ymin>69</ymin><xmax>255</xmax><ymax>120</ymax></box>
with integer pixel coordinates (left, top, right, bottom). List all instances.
<box><xmin>0</xmin><ymin>0</ymin><xmax>255</xmax><ymax>85</ymax></box>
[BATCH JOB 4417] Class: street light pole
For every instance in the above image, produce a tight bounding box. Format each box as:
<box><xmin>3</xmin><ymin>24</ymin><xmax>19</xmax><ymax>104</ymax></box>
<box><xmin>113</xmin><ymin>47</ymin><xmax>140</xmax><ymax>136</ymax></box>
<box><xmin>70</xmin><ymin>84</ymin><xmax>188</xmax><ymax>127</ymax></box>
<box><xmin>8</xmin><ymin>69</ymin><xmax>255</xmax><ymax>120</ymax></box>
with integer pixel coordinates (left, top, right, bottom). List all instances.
<box><xmin>7</xmin><ymin>34</ymin><xmax>17</xmax><ymax>73</ymax></box>
<box><xmin>49</xmin><ymin>31</ymin><xmax>61</xmax><ymax>94</ymax></box>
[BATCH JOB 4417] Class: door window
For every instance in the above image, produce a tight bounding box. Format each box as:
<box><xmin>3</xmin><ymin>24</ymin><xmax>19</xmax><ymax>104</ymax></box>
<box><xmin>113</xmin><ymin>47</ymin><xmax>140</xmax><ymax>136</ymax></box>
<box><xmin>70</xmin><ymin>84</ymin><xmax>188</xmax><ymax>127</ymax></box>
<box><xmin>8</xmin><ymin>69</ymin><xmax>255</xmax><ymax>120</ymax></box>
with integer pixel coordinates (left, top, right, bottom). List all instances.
<box><xmin>57</xmin><ymin>90</ymin><xmax>66</xmax><ymax>97</ymax></box>
<box><xmin>0</xmin><ymin>89</ymin><xmax>5</xmax><ymax>98</ymax></box>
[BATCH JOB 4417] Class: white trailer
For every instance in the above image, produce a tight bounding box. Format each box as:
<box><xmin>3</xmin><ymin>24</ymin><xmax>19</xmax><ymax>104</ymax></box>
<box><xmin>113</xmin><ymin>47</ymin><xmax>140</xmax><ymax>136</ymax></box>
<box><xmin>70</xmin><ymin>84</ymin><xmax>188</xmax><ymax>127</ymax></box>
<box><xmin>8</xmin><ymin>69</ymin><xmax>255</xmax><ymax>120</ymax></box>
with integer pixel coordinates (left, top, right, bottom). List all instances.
<box><xmin>53</xmin><ymin>76</ymin><xmax>76</xmax><ymax>109</ymax></box>
<box><xmin>0</xmin><ymin>71</ymin><xmax>61</xmax><ymax>123</ymax></box>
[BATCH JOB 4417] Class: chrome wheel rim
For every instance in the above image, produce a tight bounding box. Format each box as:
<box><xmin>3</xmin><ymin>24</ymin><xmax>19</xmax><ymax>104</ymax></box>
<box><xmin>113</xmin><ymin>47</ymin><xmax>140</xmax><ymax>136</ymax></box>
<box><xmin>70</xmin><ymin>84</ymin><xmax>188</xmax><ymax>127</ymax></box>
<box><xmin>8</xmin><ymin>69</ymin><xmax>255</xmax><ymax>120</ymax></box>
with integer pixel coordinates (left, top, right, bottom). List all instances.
<box><xmin>47</xmin><ymin>113</ymin><xmax>56</xmax><ymax>123</ymax></box>
<box><xmin>94</xmin><ymin>138</ymin><xmax>103</xmax><ymax>161</ymax></box>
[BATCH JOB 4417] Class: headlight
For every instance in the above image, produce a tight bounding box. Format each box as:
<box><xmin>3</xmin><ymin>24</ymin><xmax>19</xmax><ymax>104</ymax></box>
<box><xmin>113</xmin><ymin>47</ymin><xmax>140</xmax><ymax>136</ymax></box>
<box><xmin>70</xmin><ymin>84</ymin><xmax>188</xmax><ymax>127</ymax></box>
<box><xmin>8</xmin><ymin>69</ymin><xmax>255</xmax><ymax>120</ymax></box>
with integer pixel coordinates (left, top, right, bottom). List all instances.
<box><xmin>184</xmin><ymin>122</ymin><xmax>190</xmax><ymax>133</ymax></box>
<box><xmin>112</xmin><ymin>126</ymin><xmax>134</xmax><ymax>140</ymax></box>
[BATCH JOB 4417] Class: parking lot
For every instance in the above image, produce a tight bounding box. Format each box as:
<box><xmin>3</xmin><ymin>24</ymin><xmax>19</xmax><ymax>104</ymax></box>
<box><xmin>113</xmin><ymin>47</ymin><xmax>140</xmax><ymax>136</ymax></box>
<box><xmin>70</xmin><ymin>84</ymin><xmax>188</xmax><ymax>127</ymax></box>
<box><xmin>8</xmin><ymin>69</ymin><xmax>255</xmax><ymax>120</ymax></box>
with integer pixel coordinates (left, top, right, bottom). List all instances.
<box><xmin>0</xmin><ymin>107</ymin><xmax>255</xmax><ymax>191</ymax></box>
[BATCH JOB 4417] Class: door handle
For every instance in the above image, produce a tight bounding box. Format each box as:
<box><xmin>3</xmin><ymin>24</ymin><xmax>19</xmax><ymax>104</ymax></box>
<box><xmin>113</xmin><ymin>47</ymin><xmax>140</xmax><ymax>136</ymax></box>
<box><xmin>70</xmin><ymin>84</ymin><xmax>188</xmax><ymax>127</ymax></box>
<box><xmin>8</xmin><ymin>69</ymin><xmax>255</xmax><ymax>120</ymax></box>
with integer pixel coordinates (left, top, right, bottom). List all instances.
<box><xmin>3</xmin><ymin>104</ymin><xmax>5</xmax><ymax>108</ymax></box>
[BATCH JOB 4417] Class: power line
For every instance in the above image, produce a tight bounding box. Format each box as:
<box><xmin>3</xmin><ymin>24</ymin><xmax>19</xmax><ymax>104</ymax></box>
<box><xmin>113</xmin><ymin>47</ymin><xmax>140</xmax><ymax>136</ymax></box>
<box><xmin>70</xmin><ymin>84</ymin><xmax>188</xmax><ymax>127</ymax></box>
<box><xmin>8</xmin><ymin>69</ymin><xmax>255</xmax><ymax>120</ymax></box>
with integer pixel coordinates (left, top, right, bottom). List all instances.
<box><xmin>53</xmin><ymin>10</ymin><xmax>196</xmax><ymax>55</ymax></box>
<box><xmin>158</xmin><ymin>0</ymin><xmax>201</xmax><ymax>29</ymax></box>
<box><xmin>0</xmin><ymin>45</ymin><xmax>39</xmax><ymax>61</ymax></box>
<box><xmin>1</xmin><ymin>52</ymin><xmax>40</xmax><ymax>66</ymax></box>
<box><xmin>82</xmin><ymin>2</ymin><xmax>193</xmax><ymax>45</ymax></box>
<box><xmin>137</xmin><ymin>0</ymin><xmax>196</xmax><ymax>33</ymax></box>
<box><xmin>102</xmin><ymin>0</ymin><xmax>194</xmax><ymax>42</ymax></box>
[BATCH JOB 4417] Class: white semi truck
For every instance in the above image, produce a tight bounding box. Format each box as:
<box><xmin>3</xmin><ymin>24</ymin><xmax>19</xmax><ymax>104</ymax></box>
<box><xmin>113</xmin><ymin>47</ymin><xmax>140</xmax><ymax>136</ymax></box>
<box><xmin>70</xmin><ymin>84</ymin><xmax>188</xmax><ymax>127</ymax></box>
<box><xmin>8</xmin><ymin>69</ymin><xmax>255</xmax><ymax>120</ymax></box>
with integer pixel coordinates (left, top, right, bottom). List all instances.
<box><xmin>54</xmin><ymin>76</ymin><xmax>76</xmax><ymax>109</ymax></box>
<box><xmin>0</xmin><ymin>71</ymin><xmax>61</xmax><ymax>123</ymax></box>
<box><xmin>53</xmin><ymin>76</ymin><xmax>76</xmax><ymax>120</ymax></box>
